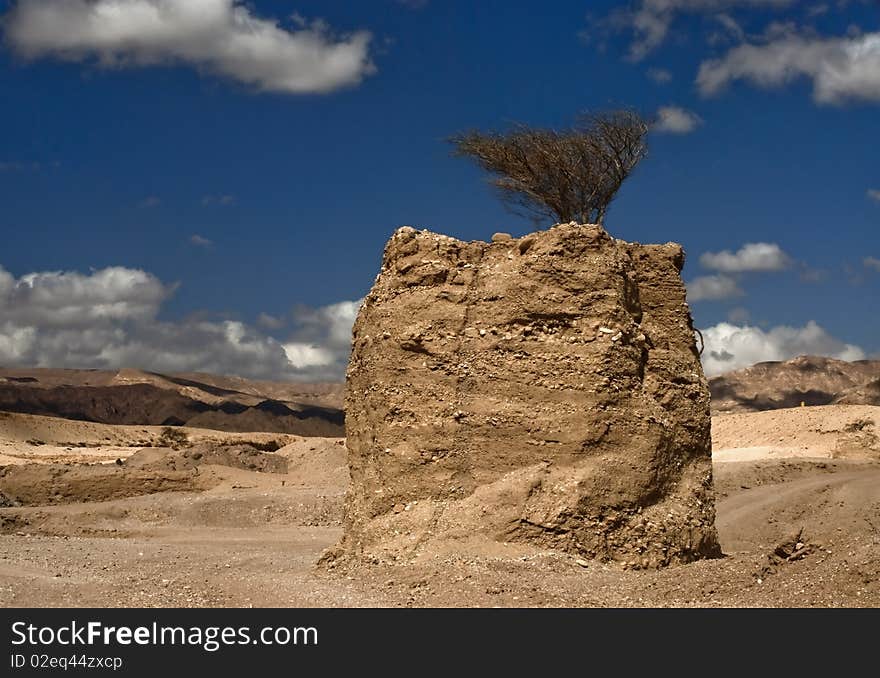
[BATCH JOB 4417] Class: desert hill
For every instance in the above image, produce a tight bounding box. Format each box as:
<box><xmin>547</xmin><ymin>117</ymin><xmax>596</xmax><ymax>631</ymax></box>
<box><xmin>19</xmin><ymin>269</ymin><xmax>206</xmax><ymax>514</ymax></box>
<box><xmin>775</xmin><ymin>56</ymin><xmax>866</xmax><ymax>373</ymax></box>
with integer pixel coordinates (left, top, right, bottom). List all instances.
<box><xmin>0</xmin><ymin>368</ymin><xmax>344</xmax><ymax>436</ymax></box>
<box><xmin>3</xmin><ymin>355</ymin><xmax>878</xmax><ymax>436</ymax></box>
<box><xmin>709</xmin><ymin>356</ymin><xmax>880</xmax><ymax>412</ymax></box>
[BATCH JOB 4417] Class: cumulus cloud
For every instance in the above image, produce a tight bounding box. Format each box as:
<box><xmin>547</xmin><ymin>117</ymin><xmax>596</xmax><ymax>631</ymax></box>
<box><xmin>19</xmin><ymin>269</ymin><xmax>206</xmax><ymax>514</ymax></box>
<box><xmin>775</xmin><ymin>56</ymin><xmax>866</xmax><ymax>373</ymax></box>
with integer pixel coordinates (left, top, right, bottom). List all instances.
<box><xmin>137</xmin><ymin>196</ymin><xmax>161</xmax><ymax>208</ymax></box>
<box><xmin>687</xmin><ymin>274</ymin><xmax>744</xmax><ymax>301</ymax></box>
<box><xmin>256</xmin><ymin>312</ymin><xmax>285</xmax><ymax>330</ymax></box>
<box><xmin>699</xmin><ymin>242</ymin><xmax>791</xmax><ymax>272</ymax></box>
<box><xmin>3</xmin><ymin>0</ymin><xmax>375</xmax><ymax>94</ymax></box>
<box><xmin>281</xmin><ymin>343</ymin><xmax>336</xmax><ymax>370</ymax></box>
<box><xmin>616</xmin><ymin>0</ymin><xmax>796</xmax><ymax>61</ymax></box>
<box><xmin>281</xmin><ymin>300</ymin><xmax>361</xmax><ymax>373</ymax></box>
<box><xmin>700</xmin><ymin>320</ymin><xmax>865</xmax><ymax>375</ymax></box>
<box><xmin>189</xmin><ymin>234</ymin><xmax>212</xmax><ymax>247</ymax></box>
<box><xmin>798</xmin><ymin>264</ymin><xmax>827</xmax><ymax>283</ymax></box>
<box><xmin>0</xmin><ymin>160</ymin><xmax>42</xmax><ymax>172</ymax></box>
<box><xmin>697</xmin><ymin>30</ymin><xmax>880</xmax><ymax>104</ymax></box>
<box><xmin>727</xmin><ymin>306</ymin><xmax>751</xmax><ymax>323</ymax></box>
<box><xmin>0</xmin><ymin>263</ymin><xmax>361</xmax><ymax>381</ymax></box>
<box><xmin>714</xmin><ymin>13</ymin><xmax>746</xmax><ymax>42</ymax></box>
<box><xmin>864</xmin><ymin>256</ymin><xmax>880</xmax><ymax>273</ymax></box>
<box><xmin>647</xmin><ymin>67</ymin><xmax>673</xmax><ymax>83</ymax></box>
<box><xmin>868</xmin><ymin>188</ymin><xmax>880</xmax><ymax>202</ymax></box>
<box><xmin>0</xmin><ymin>266</ymin><xmax>171</xmax><ymax>327</ymax></box>
<box><xmin>690</xmin><ymin>243</ymin><xmax>793</xmax><ymax>302</ymax></box>
<box><xmin>653</xmin><ymin>106</ymin><xmax>703</xmax><ymax>133</ymax></box>
<box><xmin>202</xmin><ymin>194</ymin><xmax>235</xmax><ymax>206</ymax></box>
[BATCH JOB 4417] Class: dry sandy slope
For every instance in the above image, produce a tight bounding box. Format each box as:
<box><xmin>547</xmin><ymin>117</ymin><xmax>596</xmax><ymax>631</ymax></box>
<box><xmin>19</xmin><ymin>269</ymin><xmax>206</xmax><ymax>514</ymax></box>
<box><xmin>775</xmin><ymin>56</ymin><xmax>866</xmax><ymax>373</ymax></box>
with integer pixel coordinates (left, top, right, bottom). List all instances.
<box><xmin>712</xmin><ymin>404</ymin><xmax>879</xmax><ymax>462</ymax></box>
<box><xmin>0</xmin><ymin>411</ymin><xmax>299</xmax><ymax>466</ymax></box>
<box><xmin>0</xmin><ymin>406</ymin><xmax>877</xmax><ymax>607</ymax></box>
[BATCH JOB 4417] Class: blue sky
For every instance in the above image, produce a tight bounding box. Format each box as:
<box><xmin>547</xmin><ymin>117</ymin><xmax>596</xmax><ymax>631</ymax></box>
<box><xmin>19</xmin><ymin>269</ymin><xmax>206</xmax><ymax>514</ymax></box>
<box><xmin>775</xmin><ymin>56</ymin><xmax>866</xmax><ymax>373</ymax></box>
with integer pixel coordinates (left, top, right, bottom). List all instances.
<box><xmin>0</xmin><ymin>0</ymin><xmax>877</xmax><ymax>380</ymax></box>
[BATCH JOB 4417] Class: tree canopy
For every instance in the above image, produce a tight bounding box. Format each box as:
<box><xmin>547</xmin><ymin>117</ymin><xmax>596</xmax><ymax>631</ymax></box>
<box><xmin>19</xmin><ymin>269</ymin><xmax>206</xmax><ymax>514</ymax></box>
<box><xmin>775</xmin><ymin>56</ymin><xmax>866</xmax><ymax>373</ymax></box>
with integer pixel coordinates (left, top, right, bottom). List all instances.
<box><xmin>450</xmin><ymin>110</ymin><xmax>649</xmax><ymax>226</ymax></box>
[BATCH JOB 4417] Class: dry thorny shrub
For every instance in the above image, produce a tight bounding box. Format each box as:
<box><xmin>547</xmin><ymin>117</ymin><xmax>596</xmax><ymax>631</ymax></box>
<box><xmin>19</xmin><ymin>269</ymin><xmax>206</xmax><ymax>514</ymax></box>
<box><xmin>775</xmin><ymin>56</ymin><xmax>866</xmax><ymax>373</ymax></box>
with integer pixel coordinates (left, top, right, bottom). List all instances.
<box><xmin>450</xmin><ymin>110</ymin><xmax>649</xmax><ymax>226</ymax></box>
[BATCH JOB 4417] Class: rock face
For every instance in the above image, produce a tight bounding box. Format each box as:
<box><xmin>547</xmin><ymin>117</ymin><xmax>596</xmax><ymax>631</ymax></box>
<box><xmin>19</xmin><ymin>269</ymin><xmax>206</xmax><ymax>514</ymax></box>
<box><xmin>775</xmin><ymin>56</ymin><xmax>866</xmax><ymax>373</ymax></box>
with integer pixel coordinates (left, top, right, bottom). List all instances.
<box><xmin>337</xmin><ymin>222</ymin><xmax>721</xmax><ymax>567</ymax></box>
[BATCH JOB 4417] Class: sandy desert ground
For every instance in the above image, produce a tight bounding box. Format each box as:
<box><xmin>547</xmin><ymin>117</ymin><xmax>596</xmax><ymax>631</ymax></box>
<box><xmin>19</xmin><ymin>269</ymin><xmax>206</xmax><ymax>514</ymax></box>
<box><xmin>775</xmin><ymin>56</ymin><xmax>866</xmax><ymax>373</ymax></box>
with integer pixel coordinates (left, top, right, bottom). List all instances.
<box><xmin>0</xmin><ymin>402</ymin><xmax>877</xmax><ymax>608</ymax></box>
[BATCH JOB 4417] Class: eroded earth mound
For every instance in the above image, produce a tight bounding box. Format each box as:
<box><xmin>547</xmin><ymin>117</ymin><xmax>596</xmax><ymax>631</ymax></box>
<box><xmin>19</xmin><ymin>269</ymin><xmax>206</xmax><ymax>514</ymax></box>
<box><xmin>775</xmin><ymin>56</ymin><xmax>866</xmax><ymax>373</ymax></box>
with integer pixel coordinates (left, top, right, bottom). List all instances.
<box><xmin>333</xmin><ymin>223</ymin><xmax>721</xmax><ymax>568</ymax></box>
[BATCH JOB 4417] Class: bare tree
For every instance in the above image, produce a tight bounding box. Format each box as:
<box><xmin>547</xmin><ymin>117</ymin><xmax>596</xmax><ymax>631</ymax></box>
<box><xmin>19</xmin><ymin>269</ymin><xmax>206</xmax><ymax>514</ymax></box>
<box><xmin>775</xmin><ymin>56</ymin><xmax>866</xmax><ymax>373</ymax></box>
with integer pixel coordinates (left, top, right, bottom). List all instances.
<box><xmin>449</xmin><ymin>110</ymin><xmax>649</xmax><ymax>226</ymax></box>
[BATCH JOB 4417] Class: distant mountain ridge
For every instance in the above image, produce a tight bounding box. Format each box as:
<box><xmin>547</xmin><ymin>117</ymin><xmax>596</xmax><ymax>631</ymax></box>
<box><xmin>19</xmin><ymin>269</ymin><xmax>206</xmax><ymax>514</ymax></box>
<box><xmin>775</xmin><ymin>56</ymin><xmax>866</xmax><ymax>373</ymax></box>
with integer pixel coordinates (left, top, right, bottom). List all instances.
<box><xmin>3</xmin><ymin>358</ymin><xmax>877</xmax><ymax>425</ymax></box>
<box><xmin>709</xmin><ymin>356</ymin><xmax>880</xmax><ymax>412</ymax></box>
<box><xmin>0</xmin><ymin>368</ymin><xmax>345</xmax><ymax>436</ymax></box>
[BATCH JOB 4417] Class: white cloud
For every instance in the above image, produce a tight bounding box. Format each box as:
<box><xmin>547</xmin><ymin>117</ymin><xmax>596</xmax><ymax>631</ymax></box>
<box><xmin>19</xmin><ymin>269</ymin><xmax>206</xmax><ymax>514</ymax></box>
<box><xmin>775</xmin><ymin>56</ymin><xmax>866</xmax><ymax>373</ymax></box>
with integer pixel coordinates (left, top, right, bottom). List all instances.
<box><xmin>202</xmin><ymin>194</ymin><xmax>235</xmax><ymax>206</ymax></box>
<box><xmin>690</xmin><ymin>243</ymin><xmax>793</xmax><ymax>303</ymax></box>
<box><xmin>699</xmin><ymin>242</ymin><xmax>791</xmax><ymax>272</ymax></box>
<box><xmin>282</xmin><ymin>343</ymin><xmax>336</xmax><ymax>369</ymax></box>
<box><xmin>0</xmin><ymin>160</ymin><xmax>43</xmax><ymax>172</ymax></box>
<box><xmin>727</xmin><ymin>306</ymin><xmax>751</xmax><ymax>323</ymax></box>
<box><xmin>700</xmin><ymin>320</ymin><xmax>866</xmax><ymax>375</ymax></box>
<box><xmin>256</xmin><ymin>312</ymin><xmax>285</xmax><ymax>330</ymax></box>
<box><xmin>653</xmin><ymin>106</ymin><xmax>703</xmax><ymax>133</ymax></box>
<box><xmin>864</xmin><ymin>256</ymin><xmax>880</xmax><ymax>273</ymax></box>
<box><xmin>0</xmin><ymin>263</ymin><xmax>361</xmax><ymax>381</ymax></box>
<box><xmin>0</xmin><ymin>268</ymin><xmax>15</xmax><ymax>298</ymax></box>
<box><xmin>4</xmin><ymin>0</ymin><xmax>375</xmax><ymax>94</ymax></box>
<box><xmin>714</xmin><ymin>13</ymin><xmax>746</xmax><ymax>42</ymax></box>
<box><xmin>697</xmin><ymin>30</ymin><xmax>880</xmax><ymax>104</ymax></box>
<box><xmin>647</xmin><ymin>67</ymin><xmax>673</xmax><ymax>83</ymax></box>
<box><xmin>868</xmin><ymin>188</ymin><xmax>880</xmax><ymax>202</ymax></box>
<box><xmin>622</xmin><ymin>0</ymin><xmax>796</xmax><ymax>61</ymax></box>
<box><xmin>687</xmin><ymin>274</ymin><xmax>744</xmax><ymax>301</ymax></box>
<box><xmin>798</xmin><ymin>264</ymin><xmax>827</xmax><ymax>283</ymax></box>
<box><xmin>0</xmin><ymin>265</ymin><xmax>171</xmax><ymax>327</ymax></box>
<box><xmin>190</xmin><ymin>234</ymin><xmax>212</xmax><ymax>247</ymax></box>
<box><xmin>288</xmin><ymin>300</ymin><xmax>362</xmax><ymax>351</ymax></box>
<box><xmin>137</xmin><ymin>196</ymin><xmax>161</xmax><ymax>208</ymax></box>
<box><xmin>280</xmin><ymin>299</ymin><xmax>362</xmax><ymax>374</ymax></box>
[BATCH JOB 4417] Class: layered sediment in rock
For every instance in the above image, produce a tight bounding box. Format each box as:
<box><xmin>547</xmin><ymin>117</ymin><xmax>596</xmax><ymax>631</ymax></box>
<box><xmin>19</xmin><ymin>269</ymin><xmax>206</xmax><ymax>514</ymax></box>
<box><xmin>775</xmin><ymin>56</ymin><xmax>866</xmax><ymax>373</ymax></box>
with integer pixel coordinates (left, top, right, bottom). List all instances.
<box><xmin>335</xmin><ymin>222</ymin><xmax>721</xmax><ymax>567</ymax></box>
